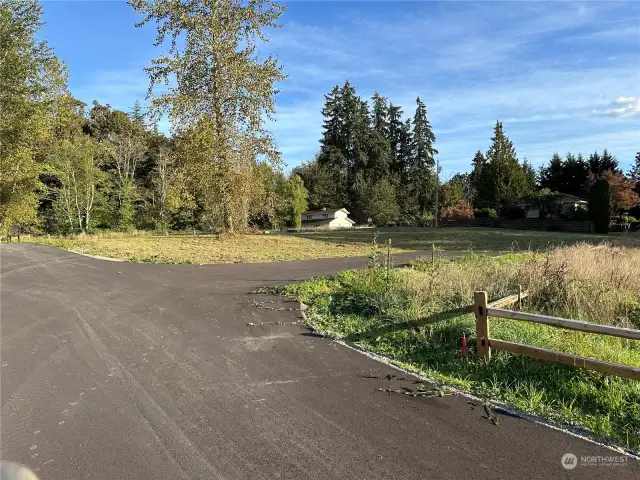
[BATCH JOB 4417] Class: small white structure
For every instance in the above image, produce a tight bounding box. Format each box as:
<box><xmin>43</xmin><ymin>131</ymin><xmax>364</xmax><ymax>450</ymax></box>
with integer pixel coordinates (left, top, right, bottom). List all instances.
<box><xmin>300</xmin><ymin>208</ymin><xmax>355</xmax><ymax>230</ymax></box>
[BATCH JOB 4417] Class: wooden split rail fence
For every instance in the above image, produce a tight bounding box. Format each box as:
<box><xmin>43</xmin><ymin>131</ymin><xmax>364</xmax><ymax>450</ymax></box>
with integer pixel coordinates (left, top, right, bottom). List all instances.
<box><xmin>473</xmin><ymin>289</ymin><xmax>640</xmax><ymax>381</ymax></box>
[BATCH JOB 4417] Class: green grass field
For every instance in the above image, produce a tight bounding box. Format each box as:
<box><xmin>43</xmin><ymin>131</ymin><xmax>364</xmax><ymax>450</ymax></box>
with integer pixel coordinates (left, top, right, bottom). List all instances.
<box><xmin>294</xmin><ymin>226</ymin><xmax>640</xmax><ymax>252</ymax></box>
<box><xmin>27</xmin><ymin>227</ymin><xmax>640</xmax><ymax>264</ymax></box>
<box><xmin>283</xmin><ymin>245</ymin><xmax>640</xmax><ymax>452</ymax></box>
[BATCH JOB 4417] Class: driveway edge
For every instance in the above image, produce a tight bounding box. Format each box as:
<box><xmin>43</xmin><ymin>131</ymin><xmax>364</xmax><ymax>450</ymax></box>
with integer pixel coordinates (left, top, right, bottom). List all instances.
<box><xmin>298</xmin><ymin>302</ymin><xmax>640</xmax><ymax>460</ymax></box>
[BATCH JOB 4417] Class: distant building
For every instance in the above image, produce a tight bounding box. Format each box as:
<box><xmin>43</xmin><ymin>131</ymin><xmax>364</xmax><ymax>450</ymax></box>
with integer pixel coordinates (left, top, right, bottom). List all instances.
<box><xmin>300</xmin><ymin>208</ymin><xmax>355</xmax><ymax>230</ymax></box>
<box><xmin>519</xmin><ymin>192</ymin><xmax>588</xmax><ymax>219</ymax></box>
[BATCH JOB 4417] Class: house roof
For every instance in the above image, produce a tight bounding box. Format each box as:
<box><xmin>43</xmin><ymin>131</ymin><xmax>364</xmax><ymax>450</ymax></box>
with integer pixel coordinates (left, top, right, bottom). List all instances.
<box><xmin>301</xmin><ymin>208</ymin><xmax>349</xmax><ymax>216</ymax></box>
<box><xmin>520</xmin><ymin>192</ymin><xmax>587</xmax><ymax>204</ymax></box>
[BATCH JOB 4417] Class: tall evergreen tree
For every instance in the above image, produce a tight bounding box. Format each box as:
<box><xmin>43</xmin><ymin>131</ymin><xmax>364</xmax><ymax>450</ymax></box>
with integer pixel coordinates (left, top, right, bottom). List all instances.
<box><xmin>539</xmin><ymin>153</ymin><xmax>564</xmax><ymax>192</ymax></box>
<box><xmin>588</xmin><ymin>149</ymin><xmax>620</xmax><ymax>176</ymax></box>
<box><xmin>538</xmin><ymin>152</ymin><xmax>590</xmax><ymax>197</ymax></box>
<box><xmin>484</xmin><ymin>121</ymin><xmax>529</xmax><ymax>206</ymax></box>
<box><xmin>522</xmin><ymin>158</ymin><xmax>537</xmax><ymax>193</ymax></box>
<box><xmin>387</xmin><ymin>103</ymin><xmax>404</xmax><ymax>178</ymax></box>
<box><xmin>318</xmin><ymin>86</ymin><xmax>344</xmax><ymax>162</ymax></box>
<box><xmin>629</xmin><ymin>152</ymin><xmax>640</xmax><ymax>182</ymax></box>
<box><xmin>470</xmin><ymin>150</ymin><xmax>490</xmax><ymax>207</ymax></box>
<box><xmin>408</xmin><ymin>97</ymin><xmax>437</xmax><ymax>215</ymax></box>
<box><xmin>563</xmin><ymin>152</ymin><xmax>589</xmax><ymax>197</ymax></box>
<box><xmin>412</xmin><ymin>97</ymin><xmax>437</xmax><ymax>171</ymax></box>
<box><xmin>129</xmin><ymin>100</ymin><xmax>146</xmax><ymax>127</ymax></box>
<box><xmin>317</xmin><ymin>81</ymin><xmax>375</xmax><ymax>220</ymax></box>
<box><xmin>371</xmin><ymin>92</ymin><xmax>389</xmax><ymax>136</ymax></box>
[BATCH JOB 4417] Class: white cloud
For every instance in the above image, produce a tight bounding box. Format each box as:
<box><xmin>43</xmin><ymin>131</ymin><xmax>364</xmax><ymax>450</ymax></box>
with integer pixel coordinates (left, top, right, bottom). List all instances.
<box><xmin>604</xmin><ymin>96</ymin><xmax>640</xmax><ymax>117</ymax></box>
<box><xmin>68</xmin><ymin>1</ymin><xmax>639</xmax><ymax>174</ymax></box>
<box><xmin>263</xmin><ymin>1</ymin><xmax>639</xmax><ymax>173</ymax></box>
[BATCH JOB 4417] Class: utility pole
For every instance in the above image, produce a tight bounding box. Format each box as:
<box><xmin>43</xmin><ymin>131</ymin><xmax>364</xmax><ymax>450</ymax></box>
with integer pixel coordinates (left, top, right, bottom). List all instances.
<box><xmin>435</xmin><ymin>158</ymin><xmax>440</xmax><ymax>227</ymax></box>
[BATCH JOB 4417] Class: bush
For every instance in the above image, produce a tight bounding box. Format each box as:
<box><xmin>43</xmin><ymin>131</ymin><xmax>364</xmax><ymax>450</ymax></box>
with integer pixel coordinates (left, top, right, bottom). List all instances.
<box><xmin>440</xmin><ymin>200</ymin><xmax>474</xmax><ymax>221</ymax></box>
<box><xmin>588</xmin><ymin>179</ymin><xmax>612</xmax><ymax>234</ymax></box>
<box><xmin>573</xmin><ymin>207</ymin><xmax>590</xmax><ymax>221</ymax></box>
<box><xmin>474</xmin><ymin>207</ymin><xmax>497</xmax><ymax>219</ymax></box>
<box><xmin>498</xmin><ymin>204</ymin><xmax>526</xmax><ymax>219</ymax></box>
<box><xmin>611</xmin><ymin>215</ymin><xmax>636</xmax><ymax>225</ymax></box>
<box><xmin>560</xmin><ymin>206</ymin><xmax>590</xmax><ymax>221</ymax></box>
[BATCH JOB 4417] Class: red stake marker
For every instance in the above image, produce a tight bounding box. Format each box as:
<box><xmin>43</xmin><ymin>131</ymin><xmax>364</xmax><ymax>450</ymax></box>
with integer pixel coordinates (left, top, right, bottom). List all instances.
<box><xmin>461</xmin><ymin>333</ymin><xmax>467</xmax><ymax>359</ymax></box>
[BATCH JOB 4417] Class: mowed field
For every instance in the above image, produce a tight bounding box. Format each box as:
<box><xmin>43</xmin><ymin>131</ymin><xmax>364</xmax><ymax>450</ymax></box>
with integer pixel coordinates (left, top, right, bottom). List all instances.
<box><xmin>27</xmin><ymin>227</ymin><xmax>640</xmax><ymax>264</ymax></box>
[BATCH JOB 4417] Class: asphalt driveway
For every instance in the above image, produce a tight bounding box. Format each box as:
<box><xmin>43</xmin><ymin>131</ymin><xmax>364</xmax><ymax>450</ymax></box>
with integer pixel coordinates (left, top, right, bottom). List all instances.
<box><xmin>1</xmin><ymin>244</ymin><xmax>637</xmax><ymax>479</ymax></box>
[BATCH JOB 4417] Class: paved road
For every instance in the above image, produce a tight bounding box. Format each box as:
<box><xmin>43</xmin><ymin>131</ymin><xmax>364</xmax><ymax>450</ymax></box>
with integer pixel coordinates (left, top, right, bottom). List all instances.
<box><xmin>1</xmin><ymin>244</ymin><xmax>637</xmax><ymax>480</ymax></box>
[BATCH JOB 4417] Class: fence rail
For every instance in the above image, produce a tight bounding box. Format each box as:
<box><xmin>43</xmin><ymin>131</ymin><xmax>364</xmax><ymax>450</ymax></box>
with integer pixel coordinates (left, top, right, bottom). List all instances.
<box><xmin>473</xmin><ymin>290</ymin><xmax>640</xmax><ymax>381</ymax></box>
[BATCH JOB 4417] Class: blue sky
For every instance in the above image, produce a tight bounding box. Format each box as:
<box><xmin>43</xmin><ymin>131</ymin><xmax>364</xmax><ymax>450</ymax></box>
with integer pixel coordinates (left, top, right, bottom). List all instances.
<box><xmin>40</xmin><ymin>1</ymin><xmax>639</xmax><ymax>178</ymax></box>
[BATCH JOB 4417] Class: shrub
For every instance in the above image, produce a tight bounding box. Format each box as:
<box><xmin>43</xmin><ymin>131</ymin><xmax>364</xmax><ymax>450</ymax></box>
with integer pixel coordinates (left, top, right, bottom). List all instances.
<box><xmin>613</xmin><ymin>215</ymin><xmax>637</xmax><ymax>224</ymax></box>
<box><xmin>588</xmin><ymin>179</ymin><xmax>612</xmax><ymax>234</ymax></box>
<box><xmin>573</xmin><ymin>207</ymin><xmax>590</xmax><ymax>221</ymax></box>
<box><xmin>498</xmin><ymin>204</ymin><xmax>526</xmax><ymax>219</ymax></box>
<box><xmin>474</xmin><ymin>207</ymin><xmax>497</xmax><ymax>219</ymax></box>
<box><xmin>440</xmin><ymin>200</ymin><xmax>474</xmax><ymax>221</ymax></box>
<box><xmin>561</xmin><ymin>206</ymin><xmax>590</xmax><ymax>221</ymax></box>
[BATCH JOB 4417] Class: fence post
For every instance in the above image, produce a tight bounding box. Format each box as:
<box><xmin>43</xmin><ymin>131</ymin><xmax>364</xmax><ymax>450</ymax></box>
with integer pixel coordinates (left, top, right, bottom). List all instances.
<box><xmin>474</xmin><ymin>291</ymin><xmax>490</xmax><ymax>360</ymax></box>
<box><xmin>517</xmin><ymin>284</ymin><xmax>523</xmax><ymax>310</ymax></box>
<box><xmin>387</xmin><ymin>238</ymin><xmax>391</xmax><ymax>268</ymax></box>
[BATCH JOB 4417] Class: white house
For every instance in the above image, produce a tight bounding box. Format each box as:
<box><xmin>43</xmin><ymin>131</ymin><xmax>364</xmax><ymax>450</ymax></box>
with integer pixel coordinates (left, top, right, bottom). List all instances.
<box><xmin>300</xmin><ymin>208</ymin><xmax>355</xmax><ymax>230</ymax></box>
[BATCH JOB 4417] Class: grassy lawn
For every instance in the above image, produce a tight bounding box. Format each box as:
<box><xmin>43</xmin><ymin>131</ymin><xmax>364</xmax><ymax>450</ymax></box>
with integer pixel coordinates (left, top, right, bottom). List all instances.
<box><xmin>27</xmin><ymin>227</ymin><xmax>639</xmax><ymax>264</ymax></box>
<box><xmin>27</xmin><ymin>231</ymin><xmax>386</xmax><ymax>264</ymax></box>
<box><xmin>294</xmin><ymin>226</ymin><xmax>640</xmax><ymax>252</ymax></box>
<box><xmin>282</xmin><ymin>244</ymin><xmax>640</xmax><ymax>452</ymax></box>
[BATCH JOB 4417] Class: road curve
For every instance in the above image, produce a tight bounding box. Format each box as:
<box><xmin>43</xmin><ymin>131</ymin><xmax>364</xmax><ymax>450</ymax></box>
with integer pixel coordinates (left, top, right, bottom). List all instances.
<box><xmin>1</xmin><ymin>244</ymin><xmax>637</xmax><ymax>479</ymax></box>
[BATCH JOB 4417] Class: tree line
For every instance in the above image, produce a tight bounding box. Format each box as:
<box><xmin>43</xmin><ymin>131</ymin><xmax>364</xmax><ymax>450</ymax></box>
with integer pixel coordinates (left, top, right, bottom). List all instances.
<box><xmin>1</xmin><ymin>1</ymin><xmax>638</xmax><ymax>236</ymax></box>
<box><xmin>1</xmin><ymin>0</ymin><xmax>308</xmax><ymax>235</ymax></box>
<box><xmin>294</xmin><ymin>82</ymin><xmax>438</xmax><ymax>226</ymax></box>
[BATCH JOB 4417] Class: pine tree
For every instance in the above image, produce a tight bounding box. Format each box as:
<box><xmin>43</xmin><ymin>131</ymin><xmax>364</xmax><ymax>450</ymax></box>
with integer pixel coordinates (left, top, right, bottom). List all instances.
<box><xmin>387</xmin><ymin>103</ymin><xmax>404</xmax><ymax>178</ymax></box>
<box><xmin>563</xmin><ymin>152</ymin><xmax>589</xmax><ymax>197</ymax></box>
<box><xmin>409</xmin><ymin>97</ymin><xmax>438</xmax><ymax>215</ymax></box>
<box><xmin>539</xmin><ymin>153</ymin><xmax>564</xmax><ymax>192</ymax></box>
<box><xmin>317</xmin><ymin>81</ymin><xmax>374</xmax><ymax>220</ymax></box>
<box><xmin>371</xmin><ymin>92</ymin><xmax>389</xmax><ymax>137</ymax></box>
<box><xmin>588</xmin><ymin>150</ymin><xmax>620</xmax><ymax>176</ymax></box>
<box><xmin>629</xmin><ymin>152</ymin><xmax>640</xmax><ymax>181</ymax></box>
<box><xmin>522</xmin><ymin>158</ymin><xmax>537</xmax><ymax>193</ymax></box>
<box><xmin>631</xmin><ymin>152</ymin><xmax>640</xmax><ymax>196</ymax></box>
<box><xmin>470</xmin><ymin>150</ymin><xmax>489</xmax><ymax>207</ymax></box>
<box><xmin>319</xmin><ymin>86</ymin><xmax>343</xmax><ymax>161</ymax></box>
<box><xmin>412</xmin><ymin>97</ymin><xmax>437</xmax><ymax>171</ymax></box>
<box><xmin>129</xmin><ymin>100</ymin><xmax>146</xmax><ymax>127</ymax></box>
<box><xmin>484</xmin><ymin>121</ymin><xmax>528</xmax><ymax>206</ymax></box>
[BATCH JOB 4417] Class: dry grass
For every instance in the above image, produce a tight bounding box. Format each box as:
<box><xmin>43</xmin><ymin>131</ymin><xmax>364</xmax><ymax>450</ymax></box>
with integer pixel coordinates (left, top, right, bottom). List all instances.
<box><xmin>407</xmin><ymin>243</ymin><xmax>640</xmax><ymax>328</ymax></box>
<box><xmin>30</xmin><ymin>232</ymin><xmax>399</xmax><ymax>264</ymax></box>
<box><xmin>296</xmin><ymin>226</ymin><xmax>640</xmax><ymax>252</ymax></box>
<box><xmin>28</xmin><ymin>226</ymin><xmax>640</xmax><ymax>264</ymax></box>
<box><xmin>286</xmin><ymin>244</ymin><xmax>640</xmax><ymax>450</ymax></box>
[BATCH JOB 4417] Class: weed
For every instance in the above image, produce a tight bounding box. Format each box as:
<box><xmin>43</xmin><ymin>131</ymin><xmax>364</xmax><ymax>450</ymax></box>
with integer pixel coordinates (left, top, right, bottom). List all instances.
<box><xmin>288</xmin><ymin>244</ymin><xmax>640</xmax><ymax>452</ymax></box>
